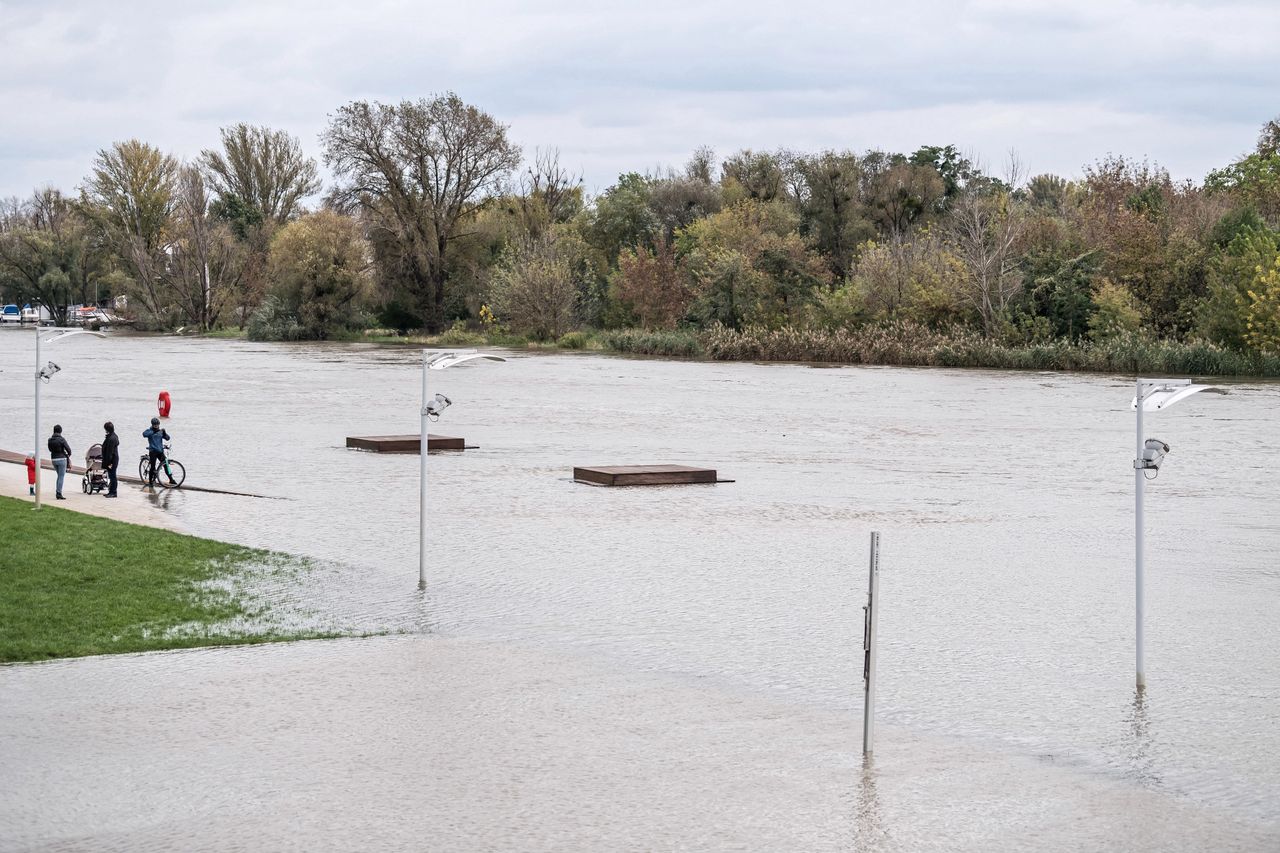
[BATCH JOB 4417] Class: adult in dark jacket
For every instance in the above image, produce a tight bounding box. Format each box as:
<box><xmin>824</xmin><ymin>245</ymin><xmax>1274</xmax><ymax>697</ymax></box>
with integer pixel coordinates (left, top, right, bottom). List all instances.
<box><xmin>101</xmin><ymin>421</ymin><xmax>119</xmax><ymax>498</ymax></box>
<box><xmin>47</xmin><ymin>424</ymin><xmax>72</xmax><ymax>500</ymax></box>
<box><xmin>143</xmin><ymin>417</ymin><xmax>173</xmax><ymax>486</ymax></box>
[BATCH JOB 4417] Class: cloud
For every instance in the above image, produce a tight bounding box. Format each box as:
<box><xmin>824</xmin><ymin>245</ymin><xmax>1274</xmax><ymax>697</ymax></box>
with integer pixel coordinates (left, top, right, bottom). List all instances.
<box><xmin>0</xmin><ymin>0</ymin><xmax>1275</xmax><ymax>199</ymax></box>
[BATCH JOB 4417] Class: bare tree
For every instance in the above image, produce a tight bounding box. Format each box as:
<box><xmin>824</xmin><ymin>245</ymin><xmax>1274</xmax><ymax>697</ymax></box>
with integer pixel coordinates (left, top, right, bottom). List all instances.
<box><xmin>947</xmin><ymin>155</ymin><xmax>1026</xmax><ymax>332</ymax></box>
<box><xmin>513</xmin><ymin>148</ymin><xmax>583</xmax><ymax>245</ymax></box>
<box><xmin>322</xmin><ymin>94</ymin><xmax>521</xmax><ymax>331</ymax></box>
<box><xmin>169</xmin><ymin>166</ymin><xmax>247</xmax><ymax>330</ymax></box>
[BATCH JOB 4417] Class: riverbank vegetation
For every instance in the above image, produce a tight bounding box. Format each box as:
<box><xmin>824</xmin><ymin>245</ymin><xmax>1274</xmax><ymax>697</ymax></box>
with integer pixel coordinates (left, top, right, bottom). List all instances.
<box><xmin>0</xmin><ymin>496</ymin><xmax>328</xmax><ymax>662</ymax></box>
<box><xmin>3</xmin><ymin>98</ymin><xmax>1280</xmax><ymax>375</ymax></box>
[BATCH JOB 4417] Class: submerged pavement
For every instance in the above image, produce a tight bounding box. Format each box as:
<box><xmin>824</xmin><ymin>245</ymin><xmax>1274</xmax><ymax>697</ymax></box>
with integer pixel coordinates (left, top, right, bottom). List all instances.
<box><xmin>2</xmin><ymin>635</ymin><xmax>1276</xmax><ymax>852</ymax></box>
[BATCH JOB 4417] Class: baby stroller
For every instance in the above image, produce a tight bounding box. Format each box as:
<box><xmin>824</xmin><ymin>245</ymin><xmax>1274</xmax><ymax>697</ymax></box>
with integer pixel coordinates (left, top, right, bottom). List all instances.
<box><xmin>82</xmin><ymin>444</ymin><xmax>109</xmax><ymax>494</ymax></box>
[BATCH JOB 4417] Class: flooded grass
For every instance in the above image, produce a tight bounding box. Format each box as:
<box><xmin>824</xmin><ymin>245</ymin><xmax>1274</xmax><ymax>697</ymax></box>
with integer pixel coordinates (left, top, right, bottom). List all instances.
<box><xmin>0</xmin><ymin>496</ymin><xmax>336</xmax><ymax>662</ymax></box>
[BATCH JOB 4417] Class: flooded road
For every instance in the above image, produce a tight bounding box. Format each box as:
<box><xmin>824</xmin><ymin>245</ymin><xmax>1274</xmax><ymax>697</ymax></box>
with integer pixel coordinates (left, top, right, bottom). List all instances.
<box><xmin>2</xmin><ymin>330</ymin><xmax>1278</xmax><ymax>849</ymax></box>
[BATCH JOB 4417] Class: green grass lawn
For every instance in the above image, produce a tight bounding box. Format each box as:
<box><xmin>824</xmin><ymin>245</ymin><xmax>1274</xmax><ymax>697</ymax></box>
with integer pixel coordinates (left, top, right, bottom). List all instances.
<box><xmin>0</xmin><ymin>496</ymin><xmax>325</xmax><ymax>663</ymax></box>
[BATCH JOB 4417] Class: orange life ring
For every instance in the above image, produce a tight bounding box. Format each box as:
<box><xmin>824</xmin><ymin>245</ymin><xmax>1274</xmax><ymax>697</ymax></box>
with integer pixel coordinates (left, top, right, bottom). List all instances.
<box><xmin>157</xmin><ymin>391</ymin><xmax>172</xmax><ymax>418</ymax></box>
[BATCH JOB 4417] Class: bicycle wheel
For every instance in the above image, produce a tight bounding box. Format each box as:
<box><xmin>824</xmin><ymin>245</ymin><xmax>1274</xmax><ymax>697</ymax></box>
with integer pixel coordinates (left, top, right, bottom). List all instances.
<box><xmin>138</xmin><ymin>456</ymin><xmax>150</xmax><ymax>484</ymax></box>
<box><xmin>161</xmin><ymin>459</ymin><xmax>186</xmax><ymax>489</ymax></box>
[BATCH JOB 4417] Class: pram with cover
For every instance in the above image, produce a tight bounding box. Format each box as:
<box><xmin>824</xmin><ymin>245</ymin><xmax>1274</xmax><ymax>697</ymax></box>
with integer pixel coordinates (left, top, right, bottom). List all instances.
<box><xmin>82</xmin><ymin>444</ymin><xmax>108</xmax><ymax>494</ymax></box>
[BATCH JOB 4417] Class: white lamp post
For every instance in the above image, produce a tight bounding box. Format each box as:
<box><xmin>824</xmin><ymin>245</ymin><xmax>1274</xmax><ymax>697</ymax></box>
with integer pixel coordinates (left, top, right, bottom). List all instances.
<box><xmin>419</xmin><ymin>349</ymin><xmax>505</xmax><ymax>590</ymax></box>
<box><xmin>33</xmin><ymin>327</ymin><xmax>107</xmax><ymax>509</ymax></box>
<box><xmin>1131</xmin><ymin>377</ymin><xmax>1222</xmax><ymax>690</ymax></box>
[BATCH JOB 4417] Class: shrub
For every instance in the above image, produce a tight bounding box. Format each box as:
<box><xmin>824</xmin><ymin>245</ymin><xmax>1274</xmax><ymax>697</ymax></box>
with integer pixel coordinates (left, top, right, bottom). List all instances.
<box><xmin>246</xmin><ymin>296</ymin><xmax>304</xmax><ymax>342</ymax></box>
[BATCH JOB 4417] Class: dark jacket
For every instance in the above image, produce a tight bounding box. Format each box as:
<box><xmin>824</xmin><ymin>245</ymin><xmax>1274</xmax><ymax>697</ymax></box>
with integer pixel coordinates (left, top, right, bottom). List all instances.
<box><xmin>47</xmin><ymin>434</ymin><xmax>71</xmax><ymax>460</ymax></box>
<box><xmin>143</xmin><ymin>427</ymin><xmax>169</xmax><ymax>453</ymax></box>
<box><xmin>101</xmin><ymin>432</ymin><xmax>119</xmax><ymax>467</ymax></box>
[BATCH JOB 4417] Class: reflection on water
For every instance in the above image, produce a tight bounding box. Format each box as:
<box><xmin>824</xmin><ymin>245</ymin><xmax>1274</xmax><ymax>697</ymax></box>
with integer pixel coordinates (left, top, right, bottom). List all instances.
<box><xmin>852</xmin><ymin>758</ymin><xmax>890</xmax><ymax>851</ymax></box>
<box><xmin>1</xmin><ymin>333</ymin><xmax>1278</xmax><ymax>847</ymax></box>
<box><xmin>1125</xmin><ymin>689</ymin><xmax>1161</xmax><ymax>789</ymax></box>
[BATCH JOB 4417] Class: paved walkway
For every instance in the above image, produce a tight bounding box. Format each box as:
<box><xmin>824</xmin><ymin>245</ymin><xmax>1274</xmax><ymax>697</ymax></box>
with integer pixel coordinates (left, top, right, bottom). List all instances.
<box><xmin>0</xmin><ymin>459</ymin><xmax>186</xmax><ymax>532</ymax></box>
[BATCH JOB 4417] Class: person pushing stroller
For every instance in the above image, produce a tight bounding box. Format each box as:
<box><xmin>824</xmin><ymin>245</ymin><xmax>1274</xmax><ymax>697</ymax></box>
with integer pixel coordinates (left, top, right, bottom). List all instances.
<box><xmin>143</xmin><ymin>417</ymin><xmax>175</xmax><ymax>487</ymax></box>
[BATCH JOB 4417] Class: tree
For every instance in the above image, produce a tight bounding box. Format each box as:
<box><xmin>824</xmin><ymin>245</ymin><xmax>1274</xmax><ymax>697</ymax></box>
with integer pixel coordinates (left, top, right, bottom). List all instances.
<box><xmin>80</xmin><ymin>140</ymin><xmax>179</xmax><ymax>321</ymax></box>
<box><xmin>489</xmin><ymin>225</ymin><xmax>587</xmax><ymax>339</ymax></box>
<box><xmin>0</xmin><ymin>191</ymin><xmax>123</xmax><ymax>325</ymax></box>
<box><xmin>322</xmin><ymin>94</ymin><xmax>521</xmax><ymax>332</ymax></box>
<box><xmin>678</xmin><ymin>201</ymin><xmax>830</xmax><ymax>329</ymax></box>
<box><xmin>510</xmin><ymin>148</ymin><xmax>583</xmax><ymax>246</ymax></box>
<box><xmin>168</xmin><ymin>167</ymin><xmax>248</xmax><ymax>330</ymax></box>
<box><xmin>200</xmin><ymin>124</ymin><xmax>320</xmax><ymax>225</ymax></box>
<box><xmin>866</xmin><ymin>161</ymin><xmax>945</xmax><ymax>235</ymax></box>
<box><xmin>720</xmin><ymin>150</ymin><xmax>786</xmax><ymax>202</ymax></box>
<box><xmin>258</xmin><ymin>209</ymin><xmax>372</xmax><ymax>340</ymax></box>
<box><xmin>587</xmin><ymin>173</ymin><xmax>659</xmax><ymax>263</ymax></box>
<box><xmin>947</xmin><ymin>161</ymin><xmax>1026</xmax><ymax>333</ymax></box>
<box><xmin>1245</xmin><ymin>256</ymin><xmax>1280</xmax><ymax>353</ymax></box>
<box><xmin>849</xmin><ymin>229</ymin><xmax>962</xmax><ymax>322</ymax></box>
<box><xmin>613</xmin><ymin>237</ymin><xmax>688</xmax><ymax>328</ymax></box>
<box><xmin>790</xmin><ymin>151</ymin><xmax>875</xmax><ymax>282</ymax></box>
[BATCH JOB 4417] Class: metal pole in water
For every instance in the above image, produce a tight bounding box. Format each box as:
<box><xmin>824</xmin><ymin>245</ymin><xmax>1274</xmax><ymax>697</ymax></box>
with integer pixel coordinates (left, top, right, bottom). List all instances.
<box><xmin>863</xmin><ymin>531</ymin><xmax>880</xmax><ymax>757</ymax></box>
<box><xmin>419</xmin><ymin>350</ymin><xmax>429</xmax><ymax>590</ymax></box>
<box><xmin>1134</xmin><ymin>380</ymin><xmax>1146</xmax><ymax>691</ymax></box>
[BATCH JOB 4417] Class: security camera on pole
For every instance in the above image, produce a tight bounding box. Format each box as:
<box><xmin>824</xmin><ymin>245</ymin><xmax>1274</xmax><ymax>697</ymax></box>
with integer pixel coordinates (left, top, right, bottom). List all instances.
<box><xmin>418</xmin><ymin>349</ymin><xmax>505</xmax><ymax>590</ymax></box>
<box><xmin>1130</xmin><ymin>377</ymin><xmax>1223</xmax><ymax>690</ymax></box>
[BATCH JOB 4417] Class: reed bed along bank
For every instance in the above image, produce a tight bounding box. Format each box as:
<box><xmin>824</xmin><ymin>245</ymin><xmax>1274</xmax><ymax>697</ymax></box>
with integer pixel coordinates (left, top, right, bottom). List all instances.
<box><xmin>605</xmin><ymin>322</ymin><xmax>1280</xmax><ymax>377</ymax></box>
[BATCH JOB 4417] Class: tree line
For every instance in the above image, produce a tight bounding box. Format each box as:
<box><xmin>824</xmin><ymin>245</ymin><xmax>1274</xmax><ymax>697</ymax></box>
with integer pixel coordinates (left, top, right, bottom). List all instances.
<box><xmin>2</xmin><ymin>94</ymin><xmax>1279</xmax><ymax>357</ymax></box>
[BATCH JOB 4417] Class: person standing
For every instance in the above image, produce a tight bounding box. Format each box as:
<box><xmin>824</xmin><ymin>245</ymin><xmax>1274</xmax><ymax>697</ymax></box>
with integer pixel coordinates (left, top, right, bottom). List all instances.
<box><xmin>47</xmin><ymin>425</ymin><xmax>72</xmax><ymax>500</ymax></box>
<box><xmin>143</xmin><ymin>417</ymin><xmax>172</xmax><ymax>486</ymax></box>
<box><xmin>101</xmin><ymin>422</ymin><xmax>119</xmax><ymax>498</ymax></box>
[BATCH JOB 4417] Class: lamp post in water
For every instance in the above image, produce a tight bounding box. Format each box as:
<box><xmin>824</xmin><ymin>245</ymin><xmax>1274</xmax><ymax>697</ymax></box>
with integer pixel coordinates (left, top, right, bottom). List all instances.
<box><xmin>1131</xmin><ymin>377</ymin><xmax>1222</xmax><ymax>690</ymax></box>
<box><xmin>419</xmin><ymin>349</ymin><xmax>505</xmax><ymax>590</ymax></box>
<box><xmin>32</xmin><ymin>327</ymin><xmax>107</xmax><ymax>509</ymax></box>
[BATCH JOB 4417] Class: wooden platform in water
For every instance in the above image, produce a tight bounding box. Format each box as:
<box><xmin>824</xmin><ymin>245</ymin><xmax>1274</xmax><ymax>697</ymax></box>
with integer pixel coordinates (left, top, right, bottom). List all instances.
<box><xmin>573</xmin><ymin>465</ymin><xmax>720</xmax><ymax>487</ymax></box>
<box><xmin>346</xmin><ymin>434</ymin><xmax>466</xmax><ymax>452</ymax></box>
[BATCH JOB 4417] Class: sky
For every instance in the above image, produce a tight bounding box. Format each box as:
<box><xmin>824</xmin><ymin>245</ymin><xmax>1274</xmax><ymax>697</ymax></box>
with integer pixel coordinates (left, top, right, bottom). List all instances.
<box><xmin>1</xmin><ymin>0</ymin><xmax>1276</xmax><ymax>200</ymax></box>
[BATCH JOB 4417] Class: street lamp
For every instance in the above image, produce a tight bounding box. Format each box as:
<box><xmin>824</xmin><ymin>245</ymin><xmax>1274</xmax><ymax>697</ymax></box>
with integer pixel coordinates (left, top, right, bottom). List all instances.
<box><xmin>419</xmin><ymin>349</ymin><xmax>504</xmax><ymax>590</ymax></box>
<box><xmin>1130</xmin><ymin>377</ymin><xmax>1223</xmax><ymax>690</ymax></box>
<box><xmin>33</xmin><ymin>327</ymin><xmax>108</xmax><ymax>509</ymax></box>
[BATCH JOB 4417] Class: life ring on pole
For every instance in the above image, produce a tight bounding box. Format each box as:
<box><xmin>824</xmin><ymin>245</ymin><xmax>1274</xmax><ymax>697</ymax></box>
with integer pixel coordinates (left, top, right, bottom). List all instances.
<box><xmin>157</xmin><ymin>391</ymin><xmax>172</xmax><ymax>418</ymax></box>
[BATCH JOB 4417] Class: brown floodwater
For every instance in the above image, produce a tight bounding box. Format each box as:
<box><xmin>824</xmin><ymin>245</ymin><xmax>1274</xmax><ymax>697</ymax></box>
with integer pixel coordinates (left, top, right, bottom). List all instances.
<box><xmin>1</xmin><ymin>329</ymin><xmax>1277</xmax><ymax>850</ymax></box>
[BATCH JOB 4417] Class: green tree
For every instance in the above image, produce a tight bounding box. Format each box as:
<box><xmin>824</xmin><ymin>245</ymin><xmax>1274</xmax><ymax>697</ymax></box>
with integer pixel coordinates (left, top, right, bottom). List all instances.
<box><xmin>258</xmin><ymin>209</ymin><xmax>372</xmax><ymax>340</ymax></box>
<box><xmin>322</xmin><ymin>94</ymin><xmax>521</xmax><ymax>332</ymax></box>
<box><xmin>80</xmin><ymin>139</ymin><xmax>180</xmax><ymax>321</ymax></box>
<box><xmin>791</xmin><ymin>151</ymin><xmax>875</xmax><ymax>281</ymax></box>
<box><xmin>0</xmin><ymin>191</ymin><xmax>123</xmax><ymax>325</ymax></box>
<box><xmin>200</xmin><ymin>124</ymin><xmax>320</xmax><ymax>225</ymax></box>
<box><xmin>1206</xmin><ymin>116</ymin><xmax>1280</xmax><ymax>225</ymax></box>
<box><xmin>488</xmin><ymin>225</ymin><xmax>589</xmax><ymax>339</ymax></box>
<box><xmin>588</xmin><ymin>173</ymin><xmax>659</xmax><ymax>263</ymax></box>
<box><xmin>1245</xmin><ymin>256</ymin><xmax>1280</xmax><ymax>352</ymax></box>
<box><xmin>678</xmin><ymin>201</ymin><xmax>830</xmax><ymax>329</ymax></box>
<box><xmin>1196</xmin><ymin>222</ymin><xmax>1279</xmax><ymax>348</ymax></box>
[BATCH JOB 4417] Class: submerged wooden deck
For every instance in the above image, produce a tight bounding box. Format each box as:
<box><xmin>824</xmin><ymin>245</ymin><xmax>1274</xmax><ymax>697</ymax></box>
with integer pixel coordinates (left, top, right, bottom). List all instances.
<box><xmin>573</xmin><ymin>465</ymin><xmax>720</xmax><ymax>487</ymax></box>
<box><xmin>346</xmin><ymin>434</ymin><xmax>466</xmax><ymax>453</ymax></box>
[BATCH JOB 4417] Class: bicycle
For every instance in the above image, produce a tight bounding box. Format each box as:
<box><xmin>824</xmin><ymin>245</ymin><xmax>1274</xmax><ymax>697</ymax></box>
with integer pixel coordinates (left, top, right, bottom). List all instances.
<box><xmin>139</xmin><ymin>443</ymin><xmax>186</xmax><ymax>488</ymax></box>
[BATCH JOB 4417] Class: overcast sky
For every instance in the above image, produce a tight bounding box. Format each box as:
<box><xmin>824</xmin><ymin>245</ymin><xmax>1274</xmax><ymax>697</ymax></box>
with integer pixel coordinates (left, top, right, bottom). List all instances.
<box><xmin>1</xmin><ymin>0</ymin><xmax>1276</xmax><ymax>200</ymax></box>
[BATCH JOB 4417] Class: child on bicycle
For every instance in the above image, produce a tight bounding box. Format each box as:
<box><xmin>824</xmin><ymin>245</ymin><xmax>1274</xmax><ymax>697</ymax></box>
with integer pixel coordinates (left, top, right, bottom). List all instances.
<box><xmin>143</xmin><ymin>417</ymin><xmax>174</xmax><ymax>486</ymax></box>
